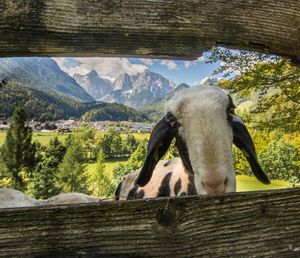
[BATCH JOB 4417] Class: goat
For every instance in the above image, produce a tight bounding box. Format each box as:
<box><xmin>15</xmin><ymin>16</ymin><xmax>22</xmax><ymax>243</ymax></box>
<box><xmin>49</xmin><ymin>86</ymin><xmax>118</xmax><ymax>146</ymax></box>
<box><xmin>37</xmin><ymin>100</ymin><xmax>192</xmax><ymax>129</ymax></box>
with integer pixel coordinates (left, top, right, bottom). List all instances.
<box><xmin>0</xmin><ymin>188</ymin><xmax>101</xmax><ymax>208</ymax></box>
<box><xmin>40</xmin><ymin>193</ymin><xmax>101</xmax><ymax>205</ymax></box>
<box><xmin>115</xmin><ymin>86</ymin><xmax>270</xmax><ymax>200</ymax></box>
<box><xmin>0</xmin><ymin>188</ymin><xmax>39</xmax><ymax>208</ymax></box>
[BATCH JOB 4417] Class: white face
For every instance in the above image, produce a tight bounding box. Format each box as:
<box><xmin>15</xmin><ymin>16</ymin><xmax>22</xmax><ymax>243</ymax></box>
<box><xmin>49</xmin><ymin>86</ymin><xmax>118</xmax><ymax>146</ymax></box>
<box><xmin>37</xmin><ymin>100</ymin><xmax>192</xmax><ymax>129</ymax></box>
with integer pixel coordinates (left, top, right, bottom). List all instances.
<box><xmin>168</xmin><ymin>86</ymin><xmax>237</xmax><ymax>195</ymax></box>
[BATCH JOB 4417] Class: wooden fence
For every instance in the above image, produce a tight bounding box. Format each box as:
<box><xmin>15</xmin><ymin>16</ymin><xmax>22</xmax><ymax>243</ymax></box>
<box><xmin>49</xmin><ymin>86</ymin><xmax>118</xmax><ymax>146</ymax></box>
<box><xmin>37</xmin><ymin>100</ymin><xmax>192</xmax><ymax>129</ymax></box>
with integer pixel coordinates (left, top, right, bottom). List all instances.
<box><xmin>0</xmin><ymin>0</ymin><xmax>300</xmax><ymax>257</ymax></box>
<box><xmin>0</xmin><ymin>188</ymin><xmax>300</xmax><ymax>257</ymax></box>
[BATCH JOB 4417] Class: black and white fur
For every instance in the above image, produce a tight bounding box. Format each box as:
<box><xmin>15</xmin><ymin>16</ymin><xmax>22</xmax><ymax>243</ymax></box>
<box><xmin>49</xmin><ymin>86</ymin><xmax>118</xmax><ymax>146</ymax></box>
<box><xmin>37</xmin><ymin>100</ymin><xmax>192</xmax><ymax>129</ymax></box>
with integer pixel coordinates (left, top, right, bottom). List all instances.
<box><xmin>115</xmin><ymin>86</ymin><xmax>270</xmax><ymax>200</ymax></box>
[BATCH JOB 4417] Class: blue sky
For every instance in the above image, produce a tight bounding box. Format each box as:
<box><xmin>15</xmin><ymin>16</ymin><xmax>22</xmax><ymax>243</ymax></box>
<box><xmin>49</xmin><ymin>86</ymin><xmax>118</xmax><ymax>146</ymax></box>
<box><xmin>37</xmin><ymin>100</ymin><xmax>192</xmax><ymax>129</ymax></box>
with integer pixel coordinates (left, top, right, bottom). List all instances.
<box><xmin>54</xmin><ymin>51</ymin><xmax>223</xmax><ymax>86</ymax></box>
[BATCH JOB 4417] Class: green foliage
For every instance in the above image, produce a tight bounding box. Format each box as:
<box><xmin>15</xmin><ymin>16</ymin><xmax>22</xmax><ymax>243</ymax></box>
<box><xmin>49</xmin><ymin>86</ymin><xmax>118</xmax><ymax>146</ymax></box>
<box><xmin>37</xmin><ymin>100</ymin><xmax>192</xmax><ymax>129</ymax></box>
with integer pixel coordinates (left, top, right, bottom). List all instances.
<box><xmin>48</xmin><ymin>137</ymin><xmax>67</xmax><ymax>164</ymax></box>
<box><xmin>58</xmin><ymin>138</ymin><xmax>89</xmax><ymax>193</ymax></box>
<box><xmin>97</xmin><ymin>130</ymin><xmax>140</xmax><ymax>160</ymax></box>
<box><xmin>98</xmin><ymin>129</ymin><xmax>123</xmax><ymax>159</ymax></box>
<box><xmin>0</xmin><ymin>106</ymin><xmax>36</xmax><ymax>190</ymax></box>
<box><xmin>81</xmin><ymin>103</ymin><xmax>147</xmax><ymax>122</ymax></box>
<box><xmin>207</xmin><ymin>47</ymin><xmax>300</xmax><ymax>133</ymax></box>
<box><xmin>123</xmin><ymin>133</ymin><xmax>139</xmax><ymax>156</ymax></box>
<box><xmin>72</xmin><ymin>125</ymin><xmax>97</xmax><ymax>161</ymax></box>
<box><xmin>89</xmin><ymin>152</ymin><xmax>114</xmax><ymax>197</ymax></box>
<box><xmin>206</xmin><ymin>47</ymin><xmax>280</xmax><ymax>77</ymax></box>
<box><xmin>126</xmin><ymin>141</ymin><xmax>147</xmax><ymax>170</ymax></box>
<box><xmin>27</xmin><ymin>137</ymin><xmax>66</xmax><ymax>199</ymax></box>
<box><xmin>27</xmin><ymin>156</ymin><xmax>61</xmax><ymax>199</ymax></box>
<box><xmin>258</xmin><ymin>139</ymin><xmax>299</xmax><ymax>183</ymax></box>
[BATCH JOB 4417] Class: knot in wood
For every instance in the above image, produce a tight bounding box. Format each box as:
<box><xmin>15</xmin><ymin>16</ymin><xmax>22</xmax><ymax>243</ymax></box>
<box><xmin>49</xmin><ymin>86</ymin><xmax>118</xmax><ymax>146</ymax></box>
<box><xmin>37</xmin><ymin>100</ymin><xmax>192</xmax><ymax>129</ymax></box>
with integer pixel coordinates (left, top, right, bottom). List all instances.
<box><xmin>156</xmin><ymin>208</ymin><xmax>177</xmax><ymax>227</ymax></box>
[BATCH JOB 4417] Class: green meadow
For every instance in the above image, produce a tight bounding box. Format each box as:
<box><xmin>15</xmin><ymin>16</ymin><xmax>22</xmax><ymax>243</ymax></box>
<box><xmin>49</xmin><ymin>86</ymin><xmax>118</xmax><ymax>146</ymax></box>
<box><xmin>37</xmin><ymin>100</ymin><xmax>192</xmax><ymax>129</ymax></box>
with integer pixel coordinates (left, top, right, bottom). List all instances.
<box><xmin>236</xmin><ymin>175</ymin><xmax>289</xmax><ymax>192</ymax></box>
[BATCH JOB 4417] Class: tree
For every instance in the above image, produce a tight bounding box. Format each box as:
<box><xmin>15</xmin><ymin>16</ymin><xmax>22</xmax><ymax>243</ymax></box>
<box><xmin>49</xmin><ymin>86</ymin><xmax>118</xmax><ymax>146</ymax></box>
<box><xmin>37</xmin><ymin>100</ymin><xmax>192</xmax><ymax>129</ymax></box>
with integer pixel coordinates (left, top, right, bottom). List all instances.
<box><xmin>89</xmin><ymin>152</ymin><xmax>114</xmax><ymax>197</ymax></box>
<box><xmin>27</xmin><ymin>156</ymin><xmax>61</xmax><ymax>199</ymax></box>
<box><xmin>98</xmin><ymin>129</ymin><xmax>122</xmax><ymax>159</ymax></box>
<box><xmin>0</xmin><ymin>106</ymin><xmax>36</xmax><ymax>190</ymax></box>
<box><xmin>58</xmin><ymin>139</ymin><xmax>89</xmax><ymax>193</ymax></box>
<box><xmin>258</xmin><ymin>139</ymin><xmax>299</xmax><ymax>183</ymax></box>
<box><xmin>122</xmin><ymin>133</ymin><xmax>139</xmax><ymax>156</ymax></box>
<box><xmin>27</xmin><ymin>137</ymin><xmax>66</xmax><ymax>199</ymax></box>
<box><xmin>207</xmin><ymin>47</ymin><xmax>300</xmax><ymax>132</ymax></box>
<box><xmin>48</xmin><ymin>137</ymin><xmax>66</xmax><ymax>165</ymax></box>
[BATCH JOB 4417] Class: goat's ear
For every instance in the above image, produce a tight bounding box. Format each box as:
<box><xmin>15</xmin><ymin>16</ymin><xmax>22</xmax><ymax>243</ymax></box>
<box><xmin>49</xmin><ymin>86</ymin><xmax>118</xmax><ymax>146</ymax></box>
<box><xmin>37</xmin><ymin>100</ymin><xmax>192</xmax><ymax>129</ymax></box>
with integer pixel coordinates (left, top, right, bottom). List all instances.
<box><xmin>136</xmin><ymin>114</ymin><xmax>177</xmax><ymax>187</ymax></box>
<box><xmin>175</xmin><ymin>135</ymin><xmax>194</xmax><ymax>173</ymax></box>
<box><xmin>232</xmin><ymin>116</ymin><xmax>270</xmax><ymax>184</ymax></box>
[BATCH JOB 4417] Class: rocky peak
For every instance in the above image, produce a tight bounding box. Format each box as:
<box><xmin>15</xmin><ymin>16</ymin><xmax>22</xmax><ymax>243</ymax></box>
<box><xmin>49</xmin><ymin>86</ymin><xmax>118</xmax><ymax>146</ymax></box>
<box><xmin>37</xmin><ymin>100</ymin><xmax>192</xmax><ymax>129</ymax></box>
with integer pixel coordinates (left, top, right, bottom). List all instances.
<box><xmin>113</xmin><ymin>73</ymin><xmax>132</xmax><ymax>91</ymax></box>
<box><xmin>86</xmin><ymin>69</ymin><xmax>98</xmax><ymax>78</ymax></box>
<box><xmin>74</xmin><ymin>71</ymin><xmax>113</xmax><ymax>100</ymax></box>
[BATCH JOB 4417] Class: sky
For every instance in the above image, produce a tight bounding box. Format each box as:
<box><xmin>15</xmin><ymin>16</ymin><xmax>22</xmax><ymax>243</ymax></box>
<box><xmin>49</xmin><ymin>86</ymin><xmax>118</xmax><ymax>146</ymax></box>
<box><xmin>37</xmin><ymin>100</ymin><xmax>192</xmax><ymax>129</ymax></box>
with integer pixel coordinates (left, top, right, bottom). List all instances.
<box><xmin>53</xmin><ymin>51</ymin><xmax>223</xmax><ymax>86</ymax></box>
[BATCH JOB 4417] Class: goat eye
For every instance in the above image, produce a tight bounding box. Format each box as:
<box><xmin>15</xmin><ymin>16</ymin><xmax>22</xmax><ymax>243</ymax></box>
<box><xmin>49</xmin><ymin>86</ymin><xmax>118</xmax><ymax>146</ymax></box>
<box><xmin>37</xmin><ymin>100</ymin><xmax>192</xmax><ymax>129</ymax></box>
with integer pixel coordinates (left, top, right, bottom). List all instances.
<box><xmin>166</xmin><ymin>113</ymin><xmax>176</xmax><ymax>126</ymax></box>
<box><xmin>229</xmin><ymin>108</ymin><xmax>235</xmax><ymax>115</ymax></box>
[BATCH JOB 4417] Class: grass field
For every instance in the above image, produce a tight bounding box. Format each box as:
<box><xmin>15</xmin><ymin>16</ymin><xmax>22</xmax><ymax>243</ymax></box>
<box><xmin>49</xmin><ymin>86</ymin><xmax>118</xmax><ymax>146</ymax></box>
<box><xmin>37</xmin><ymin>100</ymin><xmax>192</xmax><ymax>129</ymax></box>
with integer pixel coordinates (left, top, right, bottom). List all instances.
<box><xmin>87</xmin><ymin>159</ymin><xmax>127</xmax><ymax>174</ymax></box>
<box><xmin>236</xmin><ymin>175</ymin><xmax>289</xmax><ymax>191</ymax></box>
<box><xmin>0</xmin><ymin>130</ymin><xmax>149</xmax><ymax>146</ymax></box>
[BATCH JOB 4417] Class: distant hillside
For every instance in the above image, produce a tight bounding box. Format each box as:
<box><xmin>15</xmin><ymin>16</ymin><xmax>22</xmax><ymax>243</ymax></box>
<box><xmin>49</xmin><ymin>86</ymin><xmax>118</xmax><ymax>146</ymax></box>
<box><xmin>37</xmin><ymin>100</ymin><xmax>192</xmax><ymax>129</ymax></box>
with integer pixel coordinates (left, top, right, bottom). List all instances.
<box><xmin>0</xmin><ymin>81</ymin><xmax>147</xmax><ymax>122</ymax></box>
<box><xmin>0</xmin><ymin>57</ymin><xmax>94</xmax><ymax>102</ymax></box>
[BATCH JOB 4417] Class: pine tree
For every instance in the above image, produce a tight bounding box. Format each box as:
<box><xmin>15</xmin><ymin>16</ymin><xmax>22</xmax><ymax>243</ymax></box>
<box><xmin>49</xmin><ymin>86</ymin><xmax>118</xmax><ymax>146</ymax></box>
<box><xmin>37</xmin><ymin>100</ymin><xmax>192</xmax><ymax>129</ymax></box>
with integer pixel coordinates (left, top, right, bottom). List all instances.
<box><xmin>48</xmin><ymin>137</ymin><xmax>66</xmax><ymax>165</ymax></box>
<box><xmin>89</xmin><ymin>152</ymin><xmax>114</xmax><ymax>197</ymax></box>
<box><xmin>27</xmin><ymin>137</ymin><xmax>66</xmax><ymax>199</ymax></box>
<box><xmin>27</xmin><ymin>156</ymin><xmax>61</xmax><ymax>199</ymax></box>
<box><xmin>0</xmin><ymin>106</ymin><xmax>36</xmax><ymax>190</ymax></box>
<box><xmin>58</xmin><ymin>139</ymin><xmax>89</xmax><ymax>193</ymax></box>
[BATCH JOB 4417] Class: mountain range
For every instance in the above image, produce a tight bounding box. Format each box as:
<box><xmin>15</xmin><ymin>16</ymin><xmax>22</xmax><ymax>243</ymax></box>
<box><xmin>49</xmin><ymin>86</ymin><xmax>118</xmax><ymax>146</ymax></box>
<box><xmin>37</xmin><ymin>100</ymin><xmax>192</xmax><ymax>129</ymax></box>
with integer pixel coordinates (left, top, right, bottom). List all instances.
<box><xmin>0</xmin><ymin>57</ymin><xmax>193</xmax><ymax>121</ymax></box>
<box><xmin>0</xmin><ymin>57</ymin><xmax>179</xmax><ymax>110</ymax></box>
<box><xmin>74</xmin><ymin>69</ymin><xmax>176</xmax><ymax>108</ymax></box>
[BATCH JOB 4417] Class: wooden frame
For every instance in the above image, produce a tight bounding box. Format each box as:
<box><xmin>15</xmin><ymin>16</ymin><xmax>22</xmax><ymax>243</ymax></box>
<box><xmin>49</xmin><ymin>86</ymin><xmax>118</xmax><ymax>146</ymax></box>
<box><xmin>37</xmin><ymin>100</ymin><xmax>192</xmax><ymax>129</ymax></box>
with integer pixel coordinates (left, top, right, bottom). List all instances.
<box><xmin>0</xmin><ymin>1</ymin><xmax>299</xmax><ymax>257</ymax></box>
<box><xmin>0</xmin><ymin>188</ymin><xmax>300</xmax><ymax>257</ymax></box>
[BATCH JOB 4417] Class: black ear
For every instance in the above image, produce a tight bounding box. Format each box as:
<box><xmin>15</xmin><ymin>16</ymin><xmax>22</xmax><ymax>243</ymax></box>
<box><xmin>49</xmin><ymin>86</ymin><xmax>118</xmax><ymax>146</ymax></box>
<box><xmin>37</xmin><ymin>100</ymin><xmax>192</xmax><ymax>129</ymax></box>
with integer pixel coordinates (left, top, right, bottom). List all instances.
<box><xmin>232</xmin><ymin>117</ymin><xmax>270</xmax><ymax>184</ymax></box>
<box><xmin>175</xmin><ymin>135</ymin><xmax>194</xmax><ymax>173</ymax></box>
<box><xmin>136</xmin><ymin>114</ymin><xmax>177</xmax><ymax>186</ymax></box>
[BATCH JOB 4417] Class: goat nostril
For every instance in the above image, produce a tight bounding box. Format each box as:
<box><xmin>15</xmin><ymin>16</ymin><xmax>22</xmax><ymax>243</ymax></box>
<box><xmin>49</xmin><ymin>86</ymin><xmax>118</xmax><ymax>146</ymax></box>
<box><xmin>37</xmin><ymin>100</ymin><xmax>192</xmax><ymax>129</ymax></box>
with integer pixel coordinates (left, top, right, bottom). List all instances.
<box><xmin>202</xmin><ymin>178</ymin><xmax>227</xmax><ymax>195</ymax></box>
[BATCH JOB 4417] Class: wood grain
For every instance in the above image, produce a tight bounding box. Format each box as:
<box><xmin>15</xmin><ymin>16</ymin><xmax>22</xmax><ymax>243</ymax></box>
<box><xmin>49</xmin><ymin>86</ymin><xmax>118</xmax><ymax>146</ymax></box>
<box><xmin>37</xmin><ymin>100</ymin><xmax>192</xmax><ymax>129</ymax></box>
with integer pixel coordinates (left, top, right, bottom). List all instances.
<box><xmin>0</xmin><ymin>0</ymin><xmax>299</xmax><ymax>59</ymax></box>
<box><xmin>0</xmin><ymin>188</ymin><xmax>299</xmax><ymax>257</ymax></box>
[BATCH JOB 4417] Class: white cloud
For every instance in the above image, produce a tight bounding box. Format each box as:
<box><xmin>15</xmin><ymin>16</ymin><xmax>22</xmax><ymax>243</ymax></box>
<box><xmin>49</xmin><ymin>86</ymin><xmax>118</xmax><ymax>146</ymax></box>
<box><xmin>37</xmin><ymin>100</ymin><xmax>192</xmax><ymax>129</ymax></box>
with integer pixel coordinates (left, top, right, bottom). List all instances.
<box><xmin>140</xmin><ymin>58</ymin><xmax>154</xmax><ymax>66</ymax></box>
<box><xmin>52</xmin><ymin>57</ymin><xmax>148</xmax><ymax>81</ymax></box>
<box><xmin>160</xmin><ymin>60</ymin><xmax>178</xmax><ymax>70</ymax></box>
<box><xmin>184</xmin><ymin>56</ymin><xmax>206</xmax><ymax>69</ymax></box>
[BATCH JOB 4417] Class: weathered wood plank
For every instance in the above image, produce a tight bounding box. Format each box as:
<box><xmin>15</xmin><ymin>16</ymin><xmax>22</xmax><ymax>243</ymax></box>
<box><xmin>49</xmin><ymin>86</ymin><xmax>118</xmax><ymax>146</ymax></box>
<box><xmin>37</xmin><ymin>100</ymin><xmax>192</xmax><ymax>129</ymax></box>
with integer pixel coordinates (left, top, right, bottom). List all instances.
<box><xmin>0</xmin><ymin>0</ymin><xmax>299</xmax><ymax>59</ymax></box>
<box><xmin>0</xmin><ymin>188</ymin><xmax>299</xmax><ymax>257</ymax></box>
